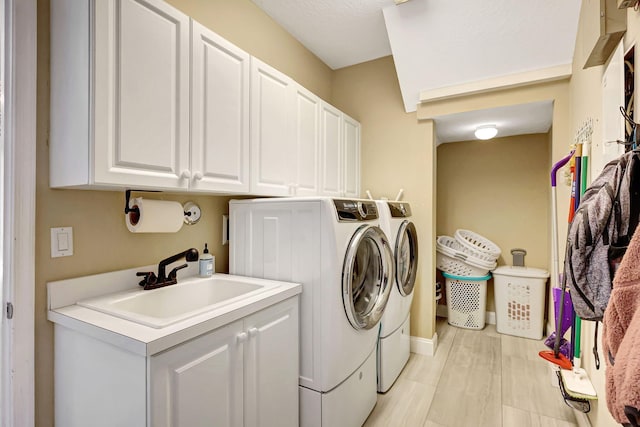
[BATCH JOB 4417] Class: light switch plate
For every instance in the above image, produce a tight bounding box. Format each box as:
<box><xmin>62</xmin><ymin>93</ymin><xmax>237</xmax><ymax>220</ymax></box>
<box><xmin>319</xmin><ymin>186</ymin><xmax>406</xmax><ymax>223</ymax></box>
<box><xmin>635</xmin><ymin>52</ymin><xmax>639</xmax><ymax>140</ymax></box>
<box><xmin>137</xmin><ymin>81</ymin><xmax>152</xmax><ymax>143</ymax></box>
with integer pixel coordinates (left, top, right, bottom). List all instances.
<box><xmin>51</xmin><ymin>227</ymin><xmax>73</xmax><ymax>258</ymax></box>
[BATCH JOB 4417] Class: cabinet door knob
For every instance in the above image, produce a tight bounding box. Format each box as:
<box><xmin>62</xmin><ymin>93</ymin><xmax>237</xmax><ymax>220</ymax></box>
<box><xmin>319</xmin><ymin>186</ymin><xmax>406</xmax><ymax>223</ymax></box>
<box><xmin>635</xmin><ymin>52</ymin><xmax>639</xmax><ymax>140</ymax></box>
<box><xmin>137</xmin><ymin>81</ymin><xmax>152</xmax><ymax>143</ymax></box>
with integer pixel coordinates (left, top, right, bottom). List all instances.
<box><xmin>193</xmin><ymin>171</ymin><xmax>204</xmax><ymax>181</ymax></box>
<box><xmin>181</xmin><ymin>170</ymin><xmax>191</xmax><ymax>179</ymax></box>
<box><xmin>237</xmin><ymin>332</ymin><xmax>248</xmax><ymax>343</ymax></box>
<box><xmin>248</xmin><ymin>327</ymin><xmax>259</xmax><ymax>338</ymax></box>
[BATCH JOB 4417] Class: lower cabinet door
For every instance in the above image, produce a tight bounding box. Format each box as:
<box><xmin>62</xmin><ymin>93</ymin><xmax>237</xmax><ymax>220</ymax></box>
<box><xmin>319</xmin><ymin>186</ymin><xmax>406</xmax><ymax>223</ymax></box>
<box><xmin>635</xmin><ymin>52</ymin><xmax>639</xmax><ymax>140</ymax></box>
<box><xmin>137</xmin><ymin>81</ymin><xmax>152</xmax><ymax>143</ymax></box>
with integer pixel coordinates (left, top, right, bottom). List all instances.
<box><xmin>150</xmin><ymin>320</ymin><xmax>245</xmax><ymax>427</ymax></box>
<box><xmin>244</xmin><ymin>299</ymin><xmax>299</xmax><ymax>427</ymax></box>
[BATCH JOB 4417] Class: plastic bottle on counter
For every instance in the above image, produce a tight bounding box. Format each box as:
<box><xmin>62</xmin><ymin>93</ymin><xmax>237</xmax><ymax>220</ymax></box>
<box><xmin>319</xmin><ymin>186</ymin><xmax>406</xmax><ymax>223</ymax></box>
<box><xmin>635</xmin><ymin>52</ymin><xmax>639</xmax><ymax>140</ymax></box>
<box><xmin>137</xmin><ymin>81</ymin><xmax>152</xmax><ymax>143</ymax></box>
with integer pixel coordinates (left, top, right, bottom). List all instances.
<box><xmin>198</xmin><ymin>243</ymin><xmax>214</xmax><ymax>277</ymax></box>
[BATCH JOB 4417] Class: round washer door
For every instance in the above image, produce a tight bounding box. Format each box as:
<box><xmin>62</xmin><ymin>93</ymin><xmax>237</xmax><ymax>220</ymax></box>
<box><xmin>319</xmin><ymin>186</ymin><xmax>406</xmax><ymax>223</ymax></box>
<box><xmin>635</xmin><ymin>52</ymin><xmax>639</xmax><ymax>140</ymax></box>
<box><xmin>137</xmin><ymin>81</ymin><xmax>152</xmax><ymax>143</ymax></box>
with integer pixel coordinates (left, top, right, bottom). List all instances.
<box><xmin>395</xmin><ymin>220</ymin><xmax>418</xmax><ymax>297</ymax></box>
<box><xmin>342</xmin><ymin>225</ymin><xmax>395</xmax><ymax>330</ymax></box>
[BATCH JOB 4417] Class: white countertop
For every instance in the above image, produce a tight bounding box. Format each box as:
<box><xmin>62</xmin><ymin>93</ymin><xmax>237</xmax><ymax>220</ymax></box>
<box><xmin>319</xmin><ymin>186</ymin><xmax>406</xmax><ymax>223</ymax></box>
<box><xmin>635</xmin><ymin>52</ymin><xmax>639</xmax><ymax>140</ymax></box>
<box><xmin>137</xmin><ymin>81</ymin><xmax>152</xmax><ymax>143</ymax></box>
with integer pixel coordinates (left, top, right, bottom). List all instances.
<box><xmin>47</xmin><ymin>264</ymin><xmax>301</xmax><ymax>357</ymax></box>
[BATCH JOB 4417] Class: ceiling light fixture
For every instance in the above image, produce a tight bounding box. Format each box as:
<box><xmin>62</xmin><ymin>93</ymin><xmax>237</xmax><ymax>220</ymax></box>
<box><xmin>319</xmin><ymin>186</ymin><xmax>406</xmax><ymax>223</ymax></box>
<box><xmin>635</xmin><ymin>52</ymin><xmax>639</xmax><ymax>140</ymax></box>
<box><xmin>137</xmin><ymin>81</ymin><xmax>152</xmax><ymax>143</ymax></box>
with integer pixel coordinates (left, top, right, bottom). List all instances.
<box><xmin>394</xmin><ymin>0</ymin><xmax>410</xmax><ymax>4</ymax></box>
<box><xmin>474</xmin><ymin>125</ymin><xmax>498</xmax><ymax>140</ymax></box>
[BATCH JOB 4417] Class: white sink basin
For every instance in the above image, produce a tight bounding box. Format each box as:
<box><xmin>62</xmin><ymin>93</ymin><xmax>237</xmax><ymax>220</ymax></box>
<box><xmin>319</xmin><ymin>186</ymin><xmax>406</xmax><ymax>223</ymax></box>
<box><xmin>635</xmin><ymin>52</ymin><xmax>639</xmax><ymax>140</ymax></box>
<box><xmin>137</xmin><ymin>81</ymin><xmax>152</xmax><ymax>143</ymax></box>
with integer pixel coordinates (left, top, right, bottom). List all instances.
<box><xmin>78</xmin><ymin>275</ymin><xmax>273</xmax><ymax>328</ymax></box>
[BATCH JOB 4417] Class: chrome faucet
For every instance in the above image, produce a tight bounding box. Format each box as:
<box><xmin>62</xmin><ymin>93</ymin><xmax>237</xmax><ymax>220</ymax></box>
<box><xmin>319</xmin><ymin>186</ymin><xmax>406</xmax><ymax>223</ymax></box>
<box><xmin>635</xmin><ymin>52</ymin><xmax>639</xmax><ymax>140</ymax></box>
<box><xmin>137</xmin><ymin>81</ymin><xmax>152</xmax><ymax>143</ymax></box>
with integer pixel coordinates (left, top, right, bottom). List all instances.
<box><xmin>137</xmin><ymin>248</ymin><xmax>199</xmax><ymax>290</ymax></box>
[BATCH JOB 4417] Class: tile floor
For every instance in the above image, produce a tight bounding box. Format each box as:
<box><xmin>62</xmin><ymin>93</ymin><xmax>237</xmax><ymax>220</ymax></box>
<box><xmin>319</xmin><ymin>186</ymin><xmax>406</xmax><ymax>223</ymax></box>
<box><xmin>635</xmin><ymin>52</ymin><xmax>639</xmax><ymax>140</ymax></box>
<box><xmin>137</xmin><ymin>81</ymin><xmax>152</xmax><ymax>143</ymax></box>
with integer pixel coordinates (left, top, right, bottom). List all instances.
<box><xmin>364</xmin><ymin>318</ymin><xmax>581</xmax><ymax>427</ymax></box>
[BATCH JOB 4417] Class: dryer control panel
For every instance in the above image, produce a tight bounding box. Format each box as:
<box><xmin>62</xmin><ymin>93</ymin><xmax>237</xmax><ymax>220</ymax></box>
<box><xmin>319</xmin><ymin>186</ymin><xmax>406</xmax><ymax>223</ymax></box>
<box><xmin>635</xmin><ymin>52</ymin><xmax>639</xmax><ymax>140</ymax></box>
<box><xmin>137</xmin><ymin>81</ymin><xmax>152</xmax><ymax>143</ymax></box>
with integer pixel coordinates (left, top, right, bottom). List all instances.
<box><xmin>387</xmin><ymin>202</ymin><xmax>412</xmax><ymax>218</ymax></box>
<box><xmin>334</xmin><ymin>200</ymin><xmax>378</xmax><ymax>222</ymax></box>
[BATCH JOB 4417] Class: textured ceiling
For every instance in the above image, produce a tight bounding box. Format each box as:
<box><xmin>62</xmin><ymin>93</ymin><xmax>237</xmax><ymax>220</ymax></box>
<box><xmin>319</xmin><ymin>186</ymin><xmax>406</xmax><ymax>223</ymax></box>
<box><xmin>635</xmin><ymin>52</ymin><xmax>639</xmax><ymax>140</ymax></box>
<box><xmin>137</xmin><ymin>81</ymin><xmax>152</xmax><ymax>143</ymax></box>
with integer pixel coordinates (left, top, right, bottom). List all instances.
<box><xmin>251</xmin><ymin>0</ymin><xmax>393</xmax><ymax>69</ymax></box>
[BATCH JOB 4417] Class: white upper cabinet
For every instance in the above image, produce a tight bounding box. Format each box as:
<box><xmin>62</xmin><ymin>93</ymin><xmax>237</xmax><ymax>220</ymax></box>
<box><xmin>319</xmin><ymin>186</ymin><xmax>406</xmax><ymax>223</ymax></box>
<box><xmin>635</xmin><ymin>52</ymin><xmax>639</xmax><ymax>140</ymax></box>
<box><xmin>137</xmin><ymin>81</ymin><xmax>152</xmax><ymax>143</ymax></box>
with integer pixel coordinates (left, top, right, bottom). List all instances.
<box><xmin>191</xmin><ymin>20</ymin><xmax>250</xmax><ymax>193</ymax></box>
<box><xmin>250</xmin><ymin>57</ymin><xmax>295</xmax><ymax>196</ymax></box>
<box><xmin>50</xmin><ymin>0</ymin><xmax>360</xmax><ymax>197</ymax></box>
<box><xmin>50</xmin><ymin>0</ymin><xmax>191</xmax><ymax>190</ymax></box>
<box><xmin>319</xmin><ymin>104</ymin><xmax>361</xmax><ymax>198</ymax></box>
<box><xmin>292</xmin><ymin>84</ymin><xmax>321</xmax><ymax>196</ymax></box>
<box><xmin>320</xmin><ymin>102</ymin><xmax>343</xmax><ymax>197</ymax></box>
<box><xmin>342</xmin><ymin>114</ymin><xmax>361</xmax><ymax>198</ymax></box>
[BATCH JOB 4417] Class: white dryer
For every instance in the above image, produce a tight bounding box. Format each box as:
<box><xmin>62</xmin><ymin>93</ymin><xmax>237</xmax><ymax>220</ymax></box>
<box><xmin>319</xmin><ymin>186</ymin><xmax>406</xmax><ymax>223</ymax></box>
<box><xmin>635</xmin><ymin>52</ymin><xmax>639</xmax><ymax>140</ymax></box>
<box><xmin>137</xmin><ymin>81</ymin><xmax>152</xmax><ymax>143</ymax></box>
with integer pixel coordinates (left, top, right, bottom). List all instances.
<box><xmin>230</xmin><ymin>197</ymin><xmax>395</xmax><ymax>427</ymax></box>
<box><xmin>375</xmin><ymin>200</ymin><xmax>419</xmax><ymax>393</ymax></box>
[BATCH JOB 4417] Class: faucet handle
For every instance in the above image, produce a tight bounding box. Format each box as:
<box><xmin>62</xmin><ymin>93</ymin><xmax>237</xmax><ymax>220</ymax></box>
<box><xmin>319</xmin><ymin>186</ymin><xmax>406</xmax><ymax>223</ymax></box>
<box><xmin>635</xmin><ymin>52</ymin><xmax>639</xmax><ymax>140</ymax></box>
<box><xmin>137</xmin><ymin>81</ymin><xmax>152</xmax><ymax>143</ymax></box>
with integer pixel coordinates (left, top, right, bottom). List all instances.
<box><xmin>168</xmin><ymin>263</ymin><xmax>188</xmax><ymax>280</ymax></box>
<box><xmin>136</xmin><ymin>271</ymin><xmax>157</xmax><ymax>287</ymax></box>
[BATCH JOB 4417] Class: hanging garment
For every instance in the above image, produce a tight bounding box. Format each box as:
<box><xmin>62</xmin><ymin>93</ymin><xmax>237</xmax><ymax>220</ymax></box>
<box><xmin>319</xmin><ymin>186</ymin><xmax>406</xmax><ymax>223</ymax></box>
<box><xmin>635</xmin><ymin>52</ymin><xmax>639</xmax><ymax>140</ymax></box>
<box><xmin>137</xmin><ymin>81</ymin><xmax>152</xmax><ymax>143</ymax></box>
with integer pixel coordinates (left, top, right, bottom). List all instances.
<box><xmin>603</xmin><ymin>226</ymin><xmax>640</xmax><ymax>426</ymax></box>
<box><xmin>565</xmin><ymin>150</ymin><xmax>640</xmax><ymax>321</ymax></box>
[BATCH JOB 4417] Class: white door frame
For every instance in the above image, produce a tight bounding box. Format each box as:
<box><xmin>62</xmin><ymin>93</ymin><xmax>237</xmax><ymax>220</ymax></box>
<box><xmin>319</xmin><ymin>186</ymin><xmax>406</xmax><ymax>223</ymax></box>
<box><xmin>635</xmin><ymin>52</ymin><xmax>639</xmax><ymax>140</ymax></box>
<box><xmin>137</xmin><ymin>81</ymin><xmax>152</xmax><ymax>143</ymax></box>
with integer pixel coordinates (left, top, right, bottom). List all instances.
<box><xmin>2</xmin><ymin>0</ymin><xmax>36</xmax><ymax>425</ymax></box>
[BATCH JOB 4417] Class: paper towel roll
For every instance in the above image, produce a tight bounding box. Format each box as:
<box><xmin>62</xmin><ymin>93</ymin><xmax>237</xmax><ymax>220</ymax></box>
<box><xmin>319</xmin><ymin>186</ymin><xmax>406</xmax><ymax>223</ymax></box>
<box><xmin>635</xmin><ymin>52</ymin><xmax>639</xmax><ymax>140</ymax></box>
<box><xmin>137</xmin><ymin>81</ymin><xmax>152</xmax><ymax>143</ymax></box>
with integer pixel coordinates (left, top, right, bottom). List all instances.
<box><xmin>126</xmin><ymin>197</ymin><xmax>184</xmax><ymax>233</ymax></box>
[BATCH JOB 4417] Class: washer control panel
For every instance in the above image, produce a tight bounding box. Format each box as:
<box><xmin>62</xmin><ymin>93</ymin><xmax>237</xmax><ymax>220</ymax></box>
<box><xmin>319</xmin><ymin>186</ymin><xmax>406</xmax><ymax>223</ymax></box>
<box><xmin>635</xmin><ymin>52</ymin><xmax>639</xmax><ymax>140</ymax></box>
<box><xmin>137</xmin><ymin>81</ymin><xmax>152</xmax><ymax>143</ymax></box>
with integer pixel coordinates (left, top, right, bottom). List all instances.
<box><xmin>334</xmin><ymin>199</ymin><xmax>378</xmax><ymax>222</ymax></box>
<box><xmin>388</xmin><ymin>201</ymin><xmax>412</xmax><ymax>218</ymax></box>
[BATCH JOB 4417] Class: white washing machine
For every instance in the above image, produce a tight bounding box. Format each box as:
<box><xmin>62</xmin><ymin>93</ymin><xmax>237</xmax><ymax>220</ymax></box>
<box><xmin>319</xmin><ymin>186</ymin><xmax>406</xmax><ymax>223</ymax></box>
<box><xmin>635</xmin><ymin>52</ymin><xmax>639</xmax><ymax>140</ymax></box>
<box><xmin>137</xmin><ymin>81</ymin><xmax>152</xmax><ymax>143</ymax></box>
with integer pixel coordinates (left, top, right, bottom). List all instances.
<box><xmin>375</xmin><ymin>200</ymin><xmax>419</xmax><ymax>393</ymax></box>
<box><xmin>230</xmin><ymin>197</ymin><xmax>395</xmax><ymax>427</ymax></box>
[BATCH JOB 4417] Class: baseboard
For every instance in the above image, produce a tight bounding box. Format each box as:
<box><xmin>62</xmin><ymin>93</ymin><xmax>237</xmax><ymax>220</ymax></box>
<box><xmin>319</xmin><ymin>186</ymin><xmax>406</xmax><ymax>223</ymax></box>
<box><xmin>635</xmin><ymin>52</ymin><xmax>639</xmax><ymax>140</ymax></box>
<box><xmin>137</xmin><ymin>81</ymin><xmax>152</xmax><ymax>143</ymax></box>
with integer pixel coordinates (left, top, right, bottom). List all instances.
<box><xmin>435</xmin><ymin>307</ymin><xmax>496</xmax><ymax>325</ymax></box>
<box><xmin>485</xmin><ymin>311</ymin><xmax>496</xmax><ymax>325</ymax></box>
<box><xmin>410</xmin><ymin>334</ymin><xmax>438</xmax><ymax>356</ymax></box>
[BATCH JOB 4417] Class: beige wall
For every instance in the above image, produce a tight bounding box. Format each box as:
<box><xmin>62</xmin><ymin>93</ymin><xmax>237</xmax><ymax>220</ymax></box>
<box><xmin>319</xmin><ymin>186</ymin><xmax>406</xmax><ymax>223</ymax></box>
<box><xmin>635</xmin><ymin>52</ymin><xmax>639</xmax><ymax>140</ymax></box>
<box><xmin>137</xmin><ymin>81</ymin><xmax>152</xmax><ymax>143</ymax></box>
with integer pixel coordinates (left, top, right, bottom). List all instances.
<box><xmin>35</xmin><ymin>1</ymin><xmax>332</xmax><ymax>425</ymax></box>
<box><xmin>437</xmin><ymin>134</ymin><xmax>551</xmax><ymax>311</ymax></box>
<box><xmin>332</xmin><ymin>57</ymin><xmax>438</xmax><ymax>340</ymax></box>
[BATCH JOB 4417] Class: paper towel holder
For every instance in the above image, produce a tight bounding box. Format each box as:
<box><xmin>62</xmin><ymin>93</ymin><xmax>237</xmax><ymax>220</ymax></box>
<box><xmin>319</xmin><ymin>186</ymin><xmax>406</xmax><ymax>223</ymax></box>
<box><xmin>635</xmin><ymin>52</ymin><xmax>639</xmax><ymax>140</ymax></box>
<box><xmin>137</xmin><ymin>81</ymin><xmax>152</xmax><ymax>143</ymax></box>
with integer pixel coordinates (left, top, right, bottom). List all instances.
<box><xmin>124</xmin><ymin>190</ymin><xmax>201</xmax><ymax>226</ymax></box>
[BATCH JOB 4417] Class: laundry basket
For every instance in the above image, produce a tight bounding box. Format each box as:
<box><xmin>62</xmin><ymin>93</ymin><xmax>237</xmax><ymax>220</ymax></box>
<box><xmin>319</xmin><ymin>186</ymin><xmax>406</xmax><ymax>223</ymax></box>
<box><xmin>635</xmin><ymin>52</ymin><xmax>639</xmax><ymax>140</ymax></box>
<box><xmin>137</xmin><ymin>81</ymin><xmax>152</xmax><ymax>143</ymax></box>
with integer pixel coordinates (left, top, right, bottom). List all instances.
<box><xmin>435</xmin><ymin>236</ymin><xmax>496</xmax><ymax>276</ymax></box>
<box><xmin>454</xmin><ymin>229</ymin><xmax>501</xmax><ymax>260</ymax></box>
<box><xmin>443</xmin><ymin>272</ymin><xmax>491</xmax><ymax>330</ymax></box>
<box><xmin>493</xmin><ymin>266</ymin><xmax>550</xmax><ymax>339</ymax></box>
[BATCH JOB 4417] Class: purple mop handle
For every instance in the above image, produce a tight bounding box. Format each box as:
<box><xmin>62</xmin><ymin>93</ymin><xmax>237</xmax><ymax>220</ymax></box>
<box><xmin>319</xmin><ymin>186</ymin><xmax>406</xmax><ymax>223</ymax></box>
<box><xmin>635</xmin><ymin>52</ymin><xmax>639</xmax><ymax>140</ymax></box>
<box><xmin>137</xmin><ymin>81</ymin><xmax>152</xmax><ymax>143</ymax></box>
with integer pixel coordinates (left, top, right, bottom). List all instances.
<box><xmin>551</xmin><ymin>150</ymin><xmax>575</xmax><ymax>187</ymax></box>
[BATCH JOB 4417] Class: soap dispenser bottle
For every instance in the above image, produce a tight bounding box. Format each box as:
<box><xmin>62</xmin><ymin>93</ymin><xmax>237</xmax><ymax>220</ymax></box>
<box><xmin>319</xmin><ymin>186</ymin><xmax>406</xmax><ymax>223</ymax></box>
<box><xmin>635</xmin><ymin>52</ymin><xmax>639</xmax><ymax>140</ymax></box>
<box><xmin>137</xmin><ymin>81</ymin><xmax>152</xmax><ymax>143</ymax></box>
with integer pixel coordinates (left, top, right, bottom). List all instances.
<box><xmin>199</xmin><ymin>243</ymin><xmax>214</xmax><ymax>277</ymax></box>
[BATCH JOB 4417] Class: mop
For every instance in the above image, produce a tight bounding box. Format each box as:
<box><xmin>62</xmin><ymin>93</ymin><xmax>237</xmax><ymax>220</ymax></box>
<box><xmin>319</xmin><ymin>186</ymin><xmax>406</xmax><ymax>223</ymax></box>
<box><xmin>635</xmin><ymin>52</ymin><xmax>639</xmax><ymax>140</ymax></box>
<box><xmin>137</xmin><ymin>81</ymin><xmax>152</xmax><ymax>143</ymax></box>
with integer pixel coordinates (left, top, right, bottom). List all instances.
<box><xmin>539</xmin><ymin>150</ymin><xmax>574</xmax><ymax>370</ymax></box>
<box><xmin>558</xmin><ymin>142</ymin><xmax>597</xmax><ymax>407</ymax></box>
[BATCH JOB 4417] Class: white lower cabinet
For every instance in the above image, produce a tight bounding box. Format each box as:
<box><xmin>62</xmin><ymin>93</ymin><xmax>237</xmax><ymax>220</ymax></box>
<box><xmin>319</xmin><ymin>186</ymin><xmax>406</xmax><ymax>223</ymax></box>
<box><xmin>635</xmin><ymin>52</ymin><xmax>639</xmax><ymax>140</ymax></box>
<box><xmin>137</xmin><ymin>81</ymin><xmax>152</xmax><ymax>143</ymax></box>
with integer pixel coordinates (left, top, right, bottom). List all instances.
<box><xmin>54</xmin><ymin>297</ymin><xmax>299</xmax><ymax>427</ymax></box>
<box><xmin>151</xmin><ymin>299</ymin><xmax>299</xmax><ymax>426</ymax></box>
<box><xmin>150</xmin><ymin>320</ymin><xmax>245</xmax><ymax>426</ymax></box>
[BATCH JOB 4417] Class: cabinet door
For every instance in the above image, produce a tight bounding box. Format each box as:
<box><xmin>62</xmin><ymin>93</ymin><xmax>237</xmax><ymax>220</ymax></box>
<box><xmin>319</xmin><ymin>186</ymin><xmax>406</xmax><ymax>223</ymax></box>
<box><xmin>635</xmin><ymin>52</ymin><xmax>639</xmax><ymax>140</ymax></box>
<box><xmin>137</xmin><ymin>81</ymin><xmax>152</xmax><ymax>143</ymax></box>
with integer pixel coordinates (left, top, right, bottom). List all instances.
<box><xmin>342</xmin><ymin>114</ymin><xmax>361</xmax><ymax>198</ymax></box>
<box><xmin>320</xmin><ymin>102</ymin><xmax>343</xmax><ymax>197</ymax></box>
<box><xmin>250</xmin><ymin>57</ymin><xmax>294</xmax><ymax>196</ymax></box>
<box><xmin>150</xmin><ymin>320</ymin><xmax>244</xmax><ymax>427</ymax></box>
<box><xmin>292</xmin><ymin>84</ymin><xmax>320</xmax><ymax>196</ymax></box>
<box><xmin>244</xmin><ymin>299</ymin><xmax>299</xmax><ymax>427</ymax></box>
<box><xmin>191</xmin><ymin>20</ymin><xmax>250</xmax><ymax>193</ymax></box>
<box><xmin>93</xmin><ymin>0</ymin><xmax>190</xmax><ymax>190</ymax></box>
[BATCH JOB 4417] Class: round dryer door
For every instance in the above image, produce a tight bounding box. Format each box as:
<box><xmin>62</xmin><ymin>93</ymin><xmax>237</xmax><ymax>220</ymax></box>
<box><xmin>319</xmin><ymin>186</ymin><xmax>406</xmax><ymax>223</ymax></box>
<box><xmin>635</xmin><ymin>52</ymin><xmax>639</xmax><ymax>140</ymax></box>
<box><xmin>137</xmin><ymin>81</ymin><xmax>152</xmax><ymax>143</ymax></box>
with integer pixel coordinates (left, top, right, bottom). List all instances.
<box><xmin>396</xmin><ymin>220</ymin><xmax>418</xmax><ymax>296</ymax></box>
<box><xmin>342</xmin><ymin>225</ymin><xmax>395</xmax><ymax>330</ymax></box>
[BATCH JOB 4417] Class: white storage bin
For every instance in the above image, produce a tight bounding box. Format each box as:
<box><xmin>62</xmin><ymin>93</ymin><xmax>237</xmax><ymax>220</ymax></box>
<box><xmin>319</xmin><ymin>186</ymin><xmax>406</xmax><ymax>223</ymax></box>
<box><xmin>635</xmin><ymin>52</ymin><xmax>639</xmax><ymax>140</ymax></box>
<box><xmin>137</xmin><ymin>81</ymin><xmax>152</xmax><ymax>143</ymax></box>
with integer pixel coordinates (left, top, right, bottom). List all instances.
<box><xmin>493</xmin><ymin>266</ymin><xmax>549</xmax><ymax>339</ymax></box>
<box><xmin>443</xmin><ymin>272</ymin><xmax>490</xmax><ymax>330</ymax></box>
